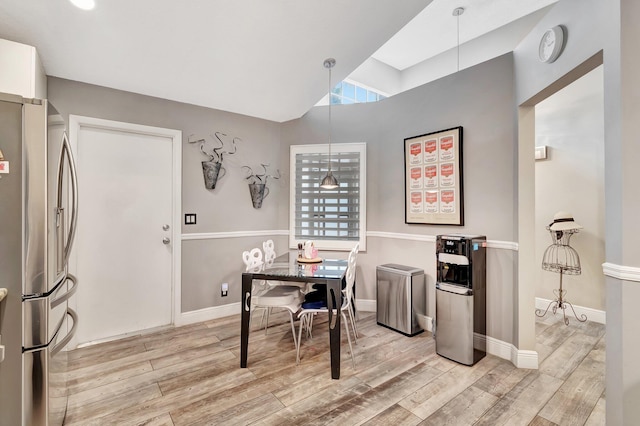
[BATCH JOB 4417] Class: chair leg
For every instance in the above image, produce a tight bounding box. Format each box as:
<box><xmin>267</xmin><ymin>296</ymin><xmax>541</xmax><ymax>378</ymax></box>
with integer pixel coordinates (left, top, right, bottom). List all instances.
<box><xmin>342</xmin><ymin>311</ymin><xmax>355</xmax><ymax>369</ymax></box>
<box><xmin>296</xmin><ymin>313</ymin><xmax>306</xmax><ymax>365</ymax></box>
<box><xmin>349</xmin><ymin>305</ymin><xmax>358</xmax><ymax>339</ymax></box>
<box><xmin>250</xmin><ymin>307</ymin><xmax>267</xmax><ymax>331</ymax></box>
<box><xmin>307</xmin><ymin>314</ymin><xmax>314</xmax><ymax>339</ymax></box>
<box><xmin>347</xmin><ymin>305</ymin><xmax>358</xmax><ymax>343</ymax></box>
<box><xmin>288</xmin><ymin>311</ymin><xmax>297</xmax><ymax>349</ymax></box>
<box><xmin>264</xmin><ymin>308</ymin><xmax>271</xmax><ymax>335</ymax></box>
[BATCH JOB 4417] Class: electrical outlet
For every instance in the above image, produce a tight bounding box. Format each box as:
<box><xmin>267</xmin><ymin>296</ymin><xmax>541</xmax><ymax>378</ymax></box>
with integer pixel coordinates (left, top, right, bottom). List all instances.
<box><xmin>221</xmin><ymin>282</ymin><xmax>228</xmax><ymax>297</ymax></box>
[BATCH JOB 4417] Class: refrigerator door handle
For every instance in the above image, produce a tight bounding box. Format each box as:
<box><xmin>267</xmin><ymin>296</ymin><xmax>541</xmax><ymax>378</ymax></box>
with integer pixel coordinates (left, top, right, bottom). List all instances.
<box><xmin>51</xmin><ymin>308</ymin><xmax>77</xmax><ymax>357</ymax></box>
<box><xmin>50</xmin><ymin>274</ymin><xmax>78</xmax><ymax>309</ymax></box>
<box><xmin>57</xmin><ymin>131</ymin><xmax>79</xmax><ymax>268</ymax></box>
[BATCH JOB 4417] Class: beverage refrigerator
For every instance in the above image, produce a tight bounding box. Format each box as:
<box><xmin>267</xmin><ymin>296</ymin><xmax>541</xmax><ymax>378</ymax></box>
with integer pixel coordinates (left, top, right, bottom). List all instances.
<box><xmin>0</xmin><ymin>92</ymin><xmax>79</xmax><ymax>425</ymax></box>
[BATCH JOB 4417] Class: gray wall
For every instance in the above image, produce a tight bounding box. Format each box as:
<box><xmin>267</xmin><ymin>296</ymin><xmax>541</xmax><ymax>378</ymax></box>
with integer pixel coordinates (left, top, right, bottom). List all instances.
<box><xmin>49</xmin><ymin>52</ymin><xmax>519</xmax><ymax>345</ymax></box>
<box><xmin>535</xmin><ymin>66</ymin><xmax>605</xmax><ymax>311</ymax></box>
<box><xmin>48</xmin><ymin>78</ymin><xmax>286</xmax><ymax>311</ymax></box>
<box><xmin>282</xmin><ymin>53</ymin><xmax>518</xmax><ymax>344</ymax></box>
<box><xmin>513</xmin><ymin>0</ymin><xmax>640</xmax><ymax>422</ymax></box>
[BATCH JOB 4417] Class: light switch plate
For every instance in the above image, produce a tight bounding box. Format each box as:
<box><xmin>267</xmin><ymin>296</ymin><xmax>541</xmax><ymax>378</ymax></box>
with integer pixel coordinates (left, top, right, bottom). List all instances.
<box><xmin>535</xmin><ymin>146</ymin><xmax>548</xmax><ymax>160</ymax></box>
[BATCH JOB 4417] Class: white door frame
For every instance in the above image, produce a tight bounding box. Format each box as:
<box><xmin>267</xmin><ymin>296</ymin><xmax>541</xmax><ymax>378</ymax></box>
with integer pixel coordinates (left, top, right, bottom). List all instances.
<box><xmin>68</xmin><ymin>115</ymin><xmax>182</xmax><ymax>341</ymax></box>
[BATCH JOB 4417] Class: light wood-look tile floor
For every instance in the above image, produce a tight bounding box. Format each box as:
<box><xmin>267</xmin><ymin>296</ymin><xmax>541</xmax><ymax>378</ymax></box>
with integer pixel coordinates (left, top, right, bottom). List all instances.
<box><xmin>64</xmin><ymin>311</ymin><xmax>605</xmax><ymax>425</ymax></box>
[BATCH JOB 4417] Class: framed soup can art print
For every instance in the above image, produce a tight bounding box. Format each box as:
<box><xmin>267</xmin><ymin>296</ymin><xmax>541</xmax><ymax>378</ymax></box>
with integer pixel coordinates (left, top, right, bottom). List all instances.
<box><xmin>404</xmin><ymin>126</ymin><xmax>463</xmax><ymax>225</ymax></box>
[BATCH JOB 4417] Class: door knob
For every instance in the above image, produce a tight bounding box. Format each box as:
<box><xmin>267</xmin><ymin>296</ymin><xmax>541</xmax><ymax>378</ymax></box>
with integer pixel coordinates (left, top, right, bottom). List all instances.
<box><xmin>163</xmin><ymin>224</ymin><xmax>170</xmax><ymax>231</ymax></box>
<box><xmin>163</xmin><ymin>237</ymin><xmax>171</xmax><ymax>245</ymax></box>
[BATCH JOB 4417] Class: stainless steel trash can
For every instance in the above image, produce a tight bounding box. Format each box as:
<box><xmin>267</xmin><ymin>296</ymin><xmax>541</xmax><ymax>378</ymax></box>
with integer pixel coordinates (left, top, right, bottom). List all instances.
<box><xmin>376</xmin><ymin>264</ymin><xmax>426</xmax><ymax>336</ymax></box>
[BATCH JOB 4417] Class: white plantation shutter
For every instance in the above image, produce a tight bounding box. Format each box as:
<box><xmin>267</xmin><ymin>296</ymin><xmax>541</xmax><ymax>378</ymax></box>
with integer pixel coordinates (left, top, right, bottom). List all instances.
<box><xmin>289</xmin><ymin>143</ymin><xmax>366</xmax><ymax>251</ymax></box>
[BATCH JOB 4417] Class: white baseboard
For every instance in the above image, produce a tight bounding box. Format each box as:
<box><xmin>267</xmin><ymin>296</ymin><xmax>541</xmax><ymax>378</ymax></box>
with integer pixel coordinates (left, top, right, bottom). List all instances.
<box><xmin>474</xmin><ymin>332</ymin><xmax>539</xmax><ymax>369</ymax></box>
<box><xmin>363</xmin><ymin>301</ymin><xmax>537</xmax><ymax>368</ymax></box>
<box><xmin>514</xmin><ymin>349</ymin><xmax>539</xmax><ymax>369</ymax></box>
<box><xmin>177</xmin><ymin>302</ymin><xmax>241</xmax><ymax>326</ymax></box>
<box><xmin>177</xmin><ymin>300</ymin><xmax>539</xmax><ymax>369</ymax></box>
<box><xmin>356</xmin><ymin>299</ymin><xmax>376</xmax><ymax>312</ymax></box>
<box><xmin>535</xmin><ymin>297</ymin><xmax>606</xmax><ymax>324</ymax></box>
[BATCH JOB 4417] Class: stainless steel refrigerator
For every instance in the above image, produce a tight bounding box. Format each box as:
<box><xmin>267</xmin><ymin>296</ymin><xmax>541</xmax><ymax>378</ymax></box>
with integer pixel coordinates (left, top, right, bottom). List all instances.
<box><xmin>0</xmin><ymin>92</ymin><xmax>79</xmax><ymax>425</ymax></box>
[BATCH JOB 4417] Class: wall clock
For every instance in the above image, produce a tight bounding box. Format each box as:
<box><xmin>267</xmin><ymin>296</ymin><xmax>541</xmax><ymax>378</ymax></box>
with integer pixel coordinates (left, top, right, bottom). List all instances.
<box><xmin>538</xmin><ymin>26</ymin><xmax>565</xmax><ymax>63</ymax></box>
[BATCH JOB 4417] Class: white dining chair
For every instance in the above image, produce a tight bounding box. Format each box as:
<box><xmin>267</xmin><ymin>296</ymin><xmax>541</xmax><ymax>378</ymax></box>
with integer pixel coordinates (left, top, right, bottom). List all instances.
<box><xmin>296</xmin><ymin>244</ymin><xmax>358</xmax><ymax>368</ymax></box>
<box><xmin>262</xmin><ymin>239</ymin><xmax>277</xmax><ymax>268</ymax></box>
<box><xmin>242</xmin><ymin>247</ymin><xmax>302</xmax><ymax>344</ymax></box>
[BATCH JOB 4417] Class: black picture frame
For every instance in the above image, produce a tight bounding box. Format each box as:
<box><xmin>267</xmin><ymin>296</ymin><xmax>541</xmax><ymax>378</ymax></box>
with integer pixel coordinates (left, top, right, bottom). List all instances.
<box><xmin>404</xmin><ymin>126</ymin><xmax>464</xmax><ymax>225</ymax></box>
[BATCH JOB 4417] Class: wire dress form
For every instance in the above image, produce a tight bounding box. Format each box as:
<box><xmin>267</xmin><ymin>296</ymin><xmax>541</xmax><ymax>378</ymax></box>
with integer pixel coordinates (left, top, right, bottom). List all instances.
<box><xmin>535</xmin><ymin>227</ymin><xmax>588</xmax><ymax>325</ymax></box>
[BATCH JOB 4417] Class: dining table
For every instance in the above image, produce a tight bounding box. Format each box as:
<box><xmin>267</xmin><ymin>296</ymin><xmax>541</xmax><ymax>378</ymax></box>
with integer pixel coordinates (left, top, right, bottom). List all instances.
<box><xmin>240</xmin><ymin>252</ymin><xmax>348</xmax><ymax>379</ymax></box>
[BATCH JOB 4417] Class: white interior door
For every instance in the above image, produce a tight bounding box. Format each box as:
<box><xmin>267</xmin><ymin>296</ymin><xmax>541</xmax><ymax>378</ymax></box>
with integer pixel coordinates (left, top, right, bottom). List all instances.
<box><xmin>71</xmin><ymin>117</ymin><xmax>181</xmax><ymax>345</ymax></box>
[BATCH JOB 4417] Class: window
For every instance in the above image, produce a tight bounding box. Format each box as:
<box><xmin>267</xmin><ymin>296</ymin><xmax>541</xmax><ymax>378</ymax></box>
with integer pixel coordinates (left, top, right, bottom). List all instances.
<box><xmin>328</xmin><ymin>80</ymin><xmax>387</xmax><ymax>105</ymax></box>
<box><xmin>289</xmin><ymin>143</ymin><xmax>366</xmax><ymax>251</ymax></box>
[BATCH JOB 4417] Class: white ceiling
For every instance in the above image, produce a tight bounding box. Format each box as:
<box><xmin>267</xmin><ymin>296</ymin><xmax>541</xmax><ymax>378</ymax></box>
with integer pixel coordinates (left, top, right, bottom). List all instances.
<box><xmin>373</xmin><ymin>0</ymin><xmax>557</xmax><ymax>70</ymax></box>
<box><xmin>0</xmin><ymin>0</ymin><xmax>556</xmax><ymax>123</ymax></box>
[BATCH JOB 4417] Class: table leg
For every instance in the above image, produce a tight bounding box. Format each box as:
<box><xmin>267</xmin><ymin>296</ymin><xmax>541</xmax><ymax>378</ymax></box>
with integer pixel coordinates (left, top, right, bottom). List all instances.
<box><xmin>326</xmin><ymin>278</ymin><xmax>341</xmax><ymax>379</ymax></box>
<box><xmin>240</xmin><ymin>274</ymin><xmax>252</xmax><ymax>368</ymax></box>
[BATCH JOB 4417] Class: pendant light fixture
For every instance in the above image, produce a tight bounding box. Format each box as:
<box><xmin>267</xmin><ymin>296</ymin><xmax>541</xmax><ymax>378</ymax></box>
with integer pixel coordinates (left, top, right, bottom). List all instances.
<box><xmin>320</xmin><ymin>58</ymin><xmax>339</xmax><ymax>190</ymax></box>
<box><xmin>453</xmin><ymin>7</ymin><xmax>465</xmax><ymax>72</ymax></box>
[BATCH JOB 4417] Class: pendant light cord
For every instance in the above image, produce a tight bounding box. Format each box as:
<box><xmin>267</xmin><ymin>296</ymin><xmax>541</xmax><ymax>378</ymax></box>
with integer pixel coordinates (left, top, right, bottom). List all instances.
<box><xmin>327</xmin><ymin>64</ymin><xmax>332</xmax><ymax>172</ymax></box>
<box><xmin>456</xmin><ymin>12</ymin><xmax>460</xmax><ymax>72</ymax></box>
<box><xmin>453</xmin><ymin>7</ymin><xmax>464</xmax><ymax>73</ymax></box>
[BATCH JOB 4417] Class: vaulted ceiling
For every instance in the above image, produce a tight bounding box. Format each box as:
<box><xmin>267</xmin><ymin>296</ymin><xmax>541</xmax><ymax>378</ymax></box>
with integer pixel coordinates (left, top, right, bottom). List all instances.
<box><xmin>0</xmin><ymin>0</ymin><xmax>556</xmax><ymax>122</ymax></box>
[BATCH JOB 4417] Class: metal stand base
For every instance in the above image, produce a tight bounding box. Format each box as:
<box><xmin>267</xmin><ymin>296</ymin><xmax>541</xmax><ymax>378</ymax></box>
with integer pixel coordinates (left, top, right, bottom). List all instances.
<box><xmin>535</xmin><ymin>270</ymin><xmax>588</xmax><ymax>326</ymax></box>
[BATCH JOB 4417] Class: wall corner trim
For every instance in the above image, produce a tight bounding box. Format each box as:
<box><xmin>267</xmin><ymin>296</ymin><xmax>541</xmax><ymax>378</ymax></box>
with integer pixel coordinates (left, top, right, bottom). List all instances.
<box><xmin>602</xmin><ymin>262</ymin><xmax>640</xmax><ymax>282</ymax></box>
<box><xmin>514</xmin><ymin>349</ymin><xmax>539</xmax><ymax>369</ymax></box>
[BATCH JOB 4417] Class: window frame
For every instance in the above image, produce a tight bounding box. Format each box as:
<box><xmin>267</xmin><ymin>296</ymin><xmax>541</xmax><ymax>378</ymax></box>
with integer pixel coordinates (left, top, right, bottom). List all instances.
<box><xmin>289</xmin><ymin>142</ymin><xmax>367</xmax><ymax>251</ymax></box>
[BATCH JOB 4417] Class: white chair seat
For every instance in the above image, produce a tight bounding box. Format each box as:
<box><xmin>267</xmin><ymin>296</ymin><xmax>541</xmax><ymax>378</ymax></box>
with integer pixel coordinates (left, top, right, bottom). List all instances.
<box><xmin>253</xmin><ymin>286</ymin><xmax>301</xmax><ymax>307</ymax></box>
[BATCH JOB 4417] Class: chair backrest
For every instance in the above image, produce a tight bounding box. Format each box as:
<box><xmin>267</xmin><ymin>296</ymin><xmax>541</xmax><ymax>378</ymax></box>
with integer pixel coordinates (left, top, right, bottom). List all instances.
<box><xmin>242</xmin><ymin>248</ymin><xmax>264</xmax><ymax>273</ymax></box>
<box><xmin>343</xmin><ymin>244</ymin><xmax>358</xmax><ymax>307</ymax></box>
<box><xmin>263</xmin><ymin>239</ymin><xmax>276</xmax><ymax>267</ymax></box>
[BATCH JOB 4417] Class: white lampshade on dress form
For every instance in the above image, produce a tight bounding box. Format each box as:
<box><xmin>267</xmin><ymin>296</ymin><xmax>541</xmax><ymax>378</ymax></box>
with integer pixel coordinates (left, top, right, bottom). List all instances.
<box><xmin>320</xmin><ymin>58</ymin><xmax>339</xmax><ymax>190</ymax></box>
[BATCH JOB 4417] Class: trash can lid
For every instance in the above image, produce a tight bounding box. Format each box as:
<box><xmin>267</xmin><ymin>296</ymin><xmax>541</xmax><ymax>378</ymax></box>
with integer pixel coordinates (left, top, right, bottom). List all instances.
<box><xmin>377</xmin><ymin>263</ymin><xmax>424</xmax><ymax>276</ymax></box>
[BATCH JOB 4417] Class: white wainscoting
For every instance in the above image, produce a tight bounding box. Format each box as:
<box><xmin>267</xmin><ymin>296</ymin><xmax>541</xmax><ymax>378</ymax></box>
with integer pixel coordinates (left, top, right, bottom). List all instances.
<box><xmin>182</xmin><ymin>230</ymin><xmax>288</xmax><ymax>241</ymax></box>
<box><xmin>179</xmin><ymin>230</ymin><xmax>532</xmax><ymax>367</ymax></box>
<box><xmin>602</xmin><ymin>262</ymin><xmax>640</xmax><ymax>282</ymax></box>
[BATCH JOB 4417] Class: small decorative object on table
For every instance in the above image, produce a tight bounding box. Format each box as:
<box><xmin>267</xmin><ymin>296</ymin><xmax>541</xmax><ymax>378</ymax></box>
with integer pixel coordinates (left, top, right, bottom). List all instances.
<box><xmin>242</xmin><ymin>163</ymin><xmax>280</xmax><ymax>209</ymax></box>
<box><xmin>297</xmin><ymin>240</ymin><xmax>321</xmax><ymax>263</ymax></box>
<box><xmin>535</xmin><ymin>211</ymin><xmax>588</xmax><ymax>325</ymax></box>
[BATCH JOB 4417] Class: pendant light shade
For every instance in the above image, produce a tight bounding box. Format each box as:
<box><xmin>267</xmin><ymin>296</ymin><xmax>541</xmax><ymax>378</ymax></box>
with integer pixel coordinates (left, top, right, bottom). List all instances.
<box><xmin>320</xmin><ymin>170</ymin><xmax>339</xmax><ymax>189</ymax></box>
<box><xmin>320</xmin><ymin>58</ymin><xmax>339</xmax><ymax>190</ymax></box>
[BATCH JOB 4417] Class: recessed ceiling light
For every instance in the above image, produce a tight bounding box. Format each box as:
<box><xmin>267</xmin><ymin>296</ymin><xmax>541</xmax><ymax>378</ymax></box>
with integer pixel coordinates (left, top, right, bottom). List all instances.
<box><xmin>69</xmin><ymin>0</ymin><xmax>95</xmax><ymax>10</ymax></box>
